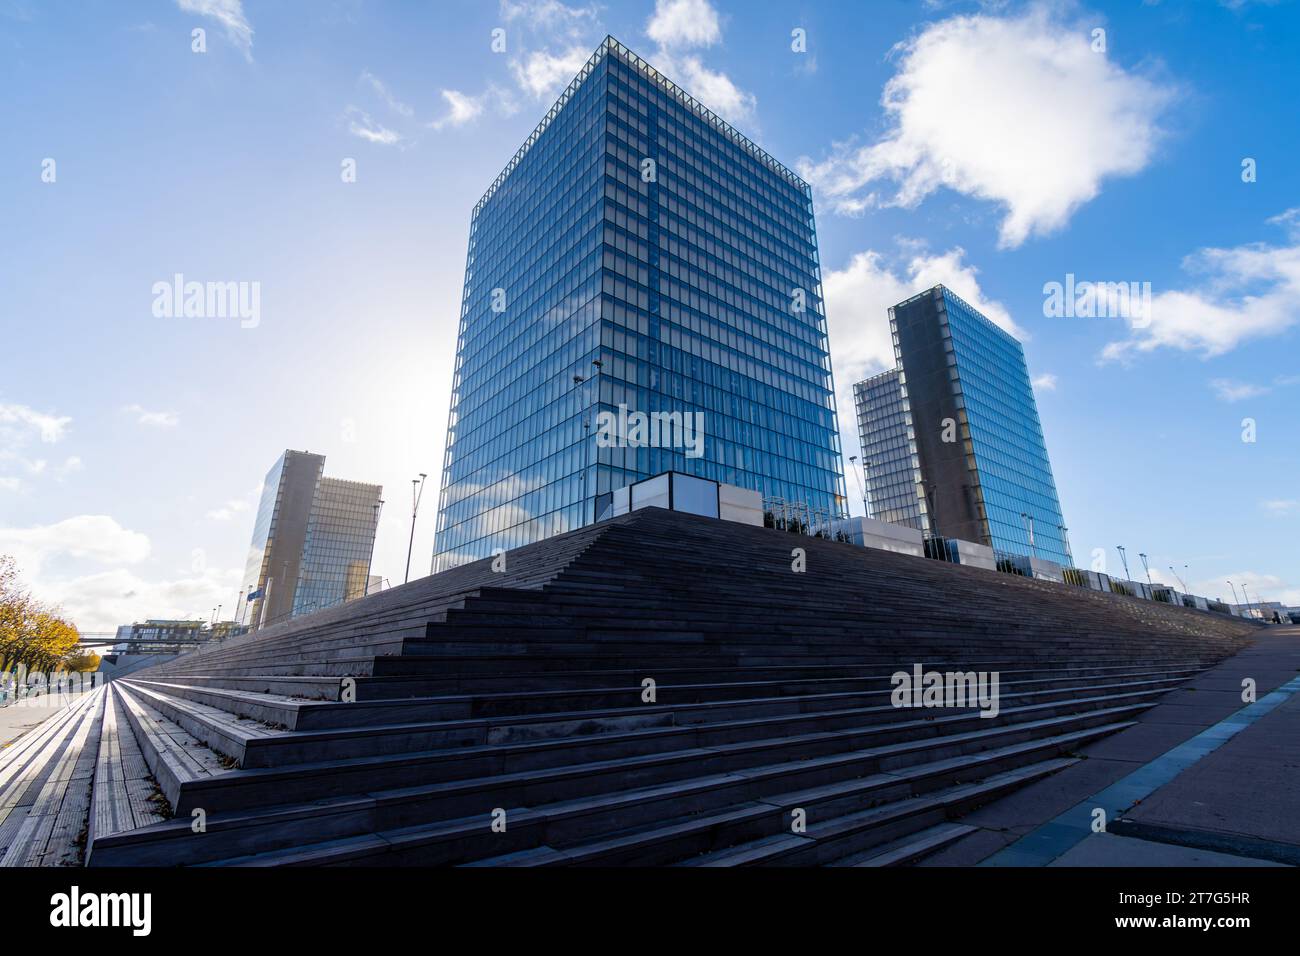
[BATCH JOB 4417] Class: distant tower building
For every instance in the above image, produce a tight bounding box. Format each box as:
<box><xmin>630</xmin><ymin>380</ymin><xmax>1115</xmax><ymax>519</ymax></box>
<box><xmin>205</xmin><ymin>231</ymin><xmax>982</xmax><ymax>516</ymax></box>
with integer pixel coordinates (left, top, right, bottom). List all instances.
<box><xmin>241</xmin><ymin>450</ymin><xmax>382</xmax><ymax>628</ymax></box>
<box><xmin>852</xmin><ymin>368</ymin><xmax>928</xmax><ymax>532</ymax></box>
<box><xmin>432</xmin><ymin>37</ymin><xmax>845</xmax><ymax>572</ymax></box>
<box><xmin>854</xmin><ymin>285</ymin><xmax>1070</xmax><ymax>565</ymax></box>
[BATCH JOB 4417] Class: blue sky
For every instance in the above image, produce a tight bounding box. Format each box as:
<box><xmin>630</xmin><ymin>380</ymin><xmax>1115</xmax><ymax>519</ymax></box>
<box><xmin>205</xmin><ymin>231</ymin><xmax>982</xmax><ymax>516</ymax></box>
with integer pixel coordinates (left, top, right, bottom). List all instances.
<box><xmin>2</xmin><ymin>0</ymin><xmax>1298</xmax><ymax>630</ymax></box>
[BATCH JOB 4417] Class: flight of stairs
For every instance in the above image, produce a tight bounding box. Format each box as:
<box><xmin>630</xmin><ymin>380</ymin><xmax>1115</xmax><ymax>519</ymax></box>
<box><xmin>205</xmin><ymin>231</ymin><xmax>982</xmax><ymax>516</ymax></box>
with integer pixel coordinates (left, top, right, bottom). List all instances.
<box><xmin>0</xmin><ymin>507</ymin><xmax>1256</xmax><ymax>867</ymax></box>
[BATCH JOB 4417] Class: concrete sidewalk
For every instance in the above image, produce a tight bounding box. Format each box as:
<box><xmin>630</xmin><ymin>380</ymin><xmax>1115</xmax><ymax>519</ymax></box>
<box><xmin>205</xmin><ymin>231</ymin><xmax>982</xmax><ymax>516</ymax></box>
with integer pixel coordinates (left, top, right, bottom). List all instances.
<box><xmin>0</xmin><ymin>700</ymin><xmax>70</xmax><ymax>750</ymax></box>
<box><xmin>922</xmin><ymin>626</ymin><xmax>1300</xmax><ymax>866</ymax></box>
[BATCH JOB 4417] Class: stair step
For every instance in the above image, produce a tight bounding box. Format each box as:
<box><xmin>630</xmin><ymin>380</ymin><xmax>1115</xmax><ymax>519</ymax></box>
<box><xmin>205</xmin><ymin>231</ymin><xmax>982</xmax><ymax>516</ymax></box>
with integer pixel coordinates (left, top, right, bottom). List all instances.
<box><xmin>830</xmin><ymin>822</ymin><xmax>977</xmax><ymax>866</ymax></box>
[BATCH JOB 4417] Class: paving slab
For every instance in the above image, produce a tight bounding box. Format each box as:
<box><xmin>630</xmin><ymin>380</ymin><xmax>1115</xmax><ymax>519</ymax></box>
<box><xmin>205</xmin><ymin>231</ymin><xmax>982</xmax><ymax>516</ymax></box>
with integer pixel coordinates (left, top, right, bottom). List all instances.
<box><xmin>923</xmin><ymin>631</ymin><xmax>1300</xmax><ymax>866</ymax></box>
<box><xmin>1124</xmin><ymin>690</ymin><xmax>1300</xmax><ymax>847</ymax></box>
<box><xmin>0</xmin><ymin>703</ymin><xmax>66</xmax><ymax>750</ymax></box>
<box><xmin>1049</xmin><ymin>832</ymin><xmax>1284</xmax><ymax>867</ymax></box>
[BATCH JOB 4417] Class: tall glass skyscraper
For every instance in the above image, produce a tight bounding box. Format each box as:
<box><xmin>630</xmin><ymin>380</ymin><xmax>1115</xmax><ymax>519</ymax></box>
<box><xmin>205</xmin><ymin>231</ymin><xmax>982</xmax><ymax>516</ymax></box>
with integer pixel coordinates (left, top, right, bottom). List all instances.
<box><xmin>241</xmin><ymin>450</ymin><xmax>382</xmax><ymax>628</ymax></box>
<box><xmin>854</xmin><ymin>285</ymin><xmax>1071</xmax><ymax>565</ymax></box>
<box><xmin>853</xmin><ymin>368</ymin><xmax>928</xmax><ymax>532</ymax></box>
<box><xmin>433</xmin><ymin>37</ymin><xmax>845</xmax><ymax>572</ymax></box>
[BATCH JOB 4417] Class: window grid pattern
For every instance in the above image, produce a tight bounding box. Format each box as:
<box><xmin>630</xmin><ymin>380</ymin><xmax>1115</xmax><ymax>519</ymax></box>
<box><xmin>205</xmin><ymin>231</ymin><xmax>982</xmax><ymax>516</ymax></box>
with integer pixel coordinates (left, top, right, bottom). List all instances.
<box><xmin>294</xmin><ymin>478</ymin><xmax>383</xmax><ymax>615</ymax></box>
<box><xmin>853</xmin><ymin>369</ymin><xmax>928</xmax><ymax>532</ymax></box>
<box><xmin>939</xmin><ymin>288</ymin><xmax>1070</xmax><ymax>564</ymax></box>
<box><xmin>433</xmin><ymin>40</ymin><xmax>846</xmax><ymax>571</ymax></box>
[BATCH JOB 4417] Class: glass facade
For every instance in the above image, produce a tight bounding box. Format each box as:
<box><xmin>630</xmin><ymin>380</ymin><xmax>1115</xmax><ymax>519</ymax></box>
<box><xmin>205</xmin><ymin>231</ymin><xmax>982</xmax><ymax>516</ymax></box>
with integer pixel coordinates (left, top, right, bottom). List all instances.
<box><xmin>856</xmin><ymin>285</ymin><xmax>1070</xmax><ymax>566</ymax></box>
<box><xmin>240</xmin><ymin>450</ymin><xmax>381</xmax><ymax>628</ymax></box>
<box><xmin>433</xmin><ymin>37</ymin><xmax>845</xmax><ymax>572</ymax></box>
<box><xmin>853</xmin><ymin>368</ymin><xmax>928</xmax><ymax>532</ymax></box>
<box><xmin>294</xmin><ymin>477</ymin><xmax>384</xmax><ymax>616</ymax></box>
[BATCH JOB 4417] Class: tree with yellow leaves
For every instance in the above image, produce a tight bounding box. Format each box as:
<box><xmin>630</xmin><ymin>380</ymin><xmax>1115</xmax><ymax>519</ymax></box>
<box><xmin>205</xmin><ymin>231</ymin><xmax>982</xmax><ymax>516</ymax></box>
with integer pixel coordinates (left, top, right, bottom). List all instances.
<box><xmin>1</xmin><ymin>555</ymin><xmax>84</xmax><ymax>674</ymax></box>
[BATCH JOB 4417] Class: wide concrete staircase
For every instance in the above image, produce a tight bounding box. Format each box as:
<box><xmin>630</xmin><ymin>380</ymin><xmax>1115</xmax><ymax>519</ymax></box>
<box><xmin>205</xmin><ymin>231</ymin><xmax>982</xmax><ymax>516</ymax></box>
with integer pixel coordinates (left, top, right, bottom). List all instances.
<box><xmin>0</xmin><ymin>508</ymin><xmax>1256</xmax><ymax>867</ymax></box>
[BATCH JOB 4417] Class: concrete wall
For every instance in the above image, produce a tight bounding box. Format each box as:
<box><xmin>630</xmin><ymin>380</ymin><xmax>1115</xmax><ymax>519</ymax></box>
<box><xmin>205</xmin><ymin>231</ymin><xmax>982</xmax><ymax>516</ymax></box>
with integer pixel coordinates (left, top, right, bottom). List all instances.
<box><xmin>1013</xmin><ymin>556</ymin><xmax>1065</xmax><ymax>582</ymax></box>
<box><xmin>833</xmin><ymin>516</ymin><xmax>924</xmax><ymax>557</ymax></box>
<box><xmin>602</xmin><ymin>473</ymin><xmax>762</xmax><ymax>528</ymax></box>
<box><xmin>949</xmin><ymin>539</ymin><xmax>998</xmax><ymax>571</ymax></box>
<box><xmin>96</xmin><ymin>653</ymin><xmax>180</xmax><ymax>681</ymax></box>
<box><xmin>719</xmin><ymin>483</ymin><xmax>763</xmax><ymax>527</ymax></box>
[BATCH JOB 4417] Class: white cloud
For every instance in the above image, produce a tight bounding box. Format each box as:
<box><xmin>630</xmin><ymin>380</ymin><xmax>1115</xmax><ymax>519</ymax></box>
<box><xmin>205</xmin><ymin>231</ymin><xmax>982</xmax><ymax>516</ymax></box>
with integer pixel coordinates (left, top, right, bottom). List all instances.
<box><xmin>1209</xmin><ymin>571</ymin><xmax>1299</xmax><ymax>607</ymax></box>
<box><xmin>498</xmin><ymin>1</ymin><xmax>607</xmax><ymax>107</ymax></box>
<box><xmin>824</xmin><ymin>243</ymin><xmax>1022</xmax><ymax>388</ymax></box>
<box><xmin>501</xmin><ymin>0</ymin><xmax>599</xmax><ymax>29</ymax></box>
<box><xmin>511</xmin><ymin>45</ymin><xmax>592</xmax><ymax>99</ymax></box>
<box><xmin>1262</xmin><ymin>499</ymin><xmax>1297</xmax><ymax>515</ymax></box>
<box><xmin>641</xmin><ymin>0</ymin><xmax>755</xmax><ymax>126</ymax></box>
<box><xmin>1103</xmin><ymin>225</ymin><xmax>1300</xmax><ymax>361</ymax></box>
<box><xmin>655</xmin><ymin>53</ymin><xmax>756</xmax><ymax>124</ymax></box>
<box><xmin>346</xmin><ymin>107</ymin><xmax>403</xmax><ymax>146</ymax></box>
<box><xmin>646</xmin><ymin>0</ymin><xmax>721</xmax><ymax>49</ymax></box>
<box><xmin>0</xmin><ymin>515</ymin><xmax>151</xmax><ymax>577</ymax></box>
<box><xmin>0</xmin><ymin>477</ymin><xmax>19</xmax><ymax>493</ymax></box>
<box><xmin>798</xmin><ymin>5</ymin><xmax>1174</xmax><ymax>247</ymax></box>
<box><xmin>431</xmin><ymin>89</ymin><xmax>486</xmax><ymax>130</ymax></box>
<box><xmin>823</xmin><ymin>243</ymin><xmax>1019</xmax><ymax>497</ymax></box>
<box><xmin>0</xmin><ymin>403</ymin><xmax>70</xmax><ymax>442</ymax></box>
<box><xmin>1267</xmin><ymin>206</ymin><xmax>1300</xmax><ymax>238</ymax></box>
<box><xmin>123</xmin><ymin>404</ymin><xmax>180</xmax><ymax>428</ymax></box>
<box><xmin>1209</xmin><ymin>378</ymin><xmax>1267</xmax><ymax>403</ymax></box>
<box><xmin>1032</xmin><ymin>373</ymin><xmax>1058</xmax><ymax>392</ymax></box>
<box><xmin>35</xmin><ymin>566</ymin><xmax>243</xmax><ymax>633</ymax></box>
<box><xmin>360</xmin><ymin>70</ymin><xmax>414</xmax><ymax>117</ymax></box>
<box><xmin>206</xmin><ymin>498</ymin><xmax>250</xmax><ymax>522</ymax></box>
<box><xmin>1219</xmin><ymin>0</ymin><xmax>1283</xmax><ymax>10</ymax></box>
<box><xmin>0</xmin><ymin>516</ymin><xmax>244</xmax><ymax>631</ymax></box>
<box><xmin>176</xmin><ymin>0</ymin><xmax>252</xmax><ymax>60</ymax></box>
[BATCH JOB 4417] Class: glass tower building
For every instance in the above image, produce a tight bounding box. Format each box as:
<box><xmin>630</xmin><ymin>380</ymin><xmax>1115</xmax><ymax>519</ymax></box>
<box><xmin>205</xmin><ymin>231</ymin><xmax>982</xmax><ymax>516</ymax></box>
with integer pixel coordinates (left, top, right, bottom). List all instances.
<box><xmin>854</xmin><ymin>285</ymin><xmax>1071</xmax><ymax>565</ymax></box>
<box><xmin>852</xmin><ymin>368</ymin><xmax>928</xmax><ymax>532</ymax></box>
<box><xmin>294</xmin><ymin>478</ymin><xmax>385</xmax><ymax>616</ymax></box>
<box><xmin>433</xmin><ymin>37</ymin><xmax>845</xmax><ymax>572</ymax></box>
<box><xmin>241</xmin><ymin>450</ymin><xmax>382</xmax><ymax>628</ymax></box>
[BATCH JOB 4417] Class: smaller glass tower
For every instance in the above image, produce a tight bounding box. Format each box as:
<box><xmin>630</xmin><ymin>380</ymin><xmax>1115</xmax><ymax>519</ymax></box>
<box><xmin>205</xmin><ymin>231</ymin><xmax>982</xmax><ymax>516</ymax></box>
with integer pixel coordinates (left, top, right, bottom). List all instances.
<box><xmin>854</xmin><ymin>285</ymin><xmax>1071</xmax><ymax>565</ymax></box>
<box><xmin>241</xmin><ymin>450</ymin><xmax>382</xmax><ymax>628</ymax></box>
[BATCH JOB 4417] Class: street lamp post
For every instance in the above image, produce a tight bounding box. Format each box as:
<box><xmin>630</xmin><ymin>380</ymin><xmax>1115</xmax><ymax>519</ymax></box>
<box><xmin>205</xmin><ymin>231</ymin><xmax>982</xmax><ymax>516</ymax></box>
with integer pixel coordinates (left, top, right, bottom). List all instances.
<box><xmin>1169</xmin><ymin>566</ymin><xmax>1188</xmax><ymax>592</ymax></box>
<box><xmin>584</xmin><ymin>359</ymin><xmax>602</xmax><ymax>527</ymax></box>
<box><xmin>1241</xmin><ymin>583</ymin><xmax>1257</xmax><ymax>618</ymax></box>
<box><xmin>1116</xmin><ymin>545</ymin><xmax>1130</xmax><ymax>582</ymax></box>
<box><xmin>366</xmin><ymin>499</ymin><xmax>385</xmax><ymax>595</ymax></box>
<box><xmin>847</xmin><ymin>456</ymin><xmax>869</xmax><ymax>517</ymax></box>
<box><xmin>1057</xmin><ymin>525</ymin><xmax>1074</xmax><ymax>567</ymax></box>
<box><xmin>1138</xmin><ymin>552</ymin><xmax>1153</xmax><ymax>588</ymax></box>
<box><xmin>572</xmin><ymin>373</ymin><xmax>587</xmax><ymax>526</ymax></box>
<box><xmin>1020</xmin><ymin>512</ymin><xmax>1037</xmax><ymax>559</ymax></box>
<box><xmin>404</xmin><ymin>475</ymin><xmax>427</xmax><ymax>585</ymax></box>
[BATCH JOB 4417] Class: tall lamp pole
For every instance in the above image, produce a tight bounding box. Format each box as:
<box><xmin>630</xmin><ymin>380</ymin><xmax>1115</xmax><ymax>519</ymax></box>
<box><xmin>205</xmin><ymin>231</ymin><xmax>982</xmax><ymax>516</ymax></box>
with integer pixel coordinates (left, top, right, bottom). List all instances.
<box><xmin>1138</xmin><ymin>552</ymin><xmax>1153</xmax><ymax>588</ymax></box>
<box><xmin>404</xmin><ymin>475</ymin><xmax>427</xmax><ymax>585</ymax></box>
<box><xmin>1241</xmin><ymin>583</ymin><xmax>1256</xmax><ymax>617</ymax></box>
<box><xmin>1169</xmin><ymin>565</ymin><xmax>1188</xmax><ymax>592</ymax></box>
<box><xmin>572</xmin><ymin>373</ymin><xmax>586</xmax><ymax>525</ymax></box>
<box><xmin>1227</xmin><ymin>580</ymin><xmax>1242</xmax><ymax>609</ymax></box>
<box><xmin>584</xmin><ymin>359</ymin><xmax>602</xmax><ymax>526</ymax></box>
<box><xmin>1058</xmin><ymin>525</ymin><xmax>1074</xmax><ymax>567</ymax></box>
<box><xmin>1020</xmin><ymin>512</ymin><xmax>1037</xmax><ymax>559</ymax></box>
<box><xmin>1116</xmin><ymin>545</ymin><xmax>1130</xmax><ymax>582</ymax></box>
<box><xmin>848</xmin><ymin>456</ymin><xmax>868</xmax><ymax>517</ymax></box>
<box><xmin>366</xmin><ymin>499</ymin><xmax>385</xmax><ymax>595</ymax></box>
